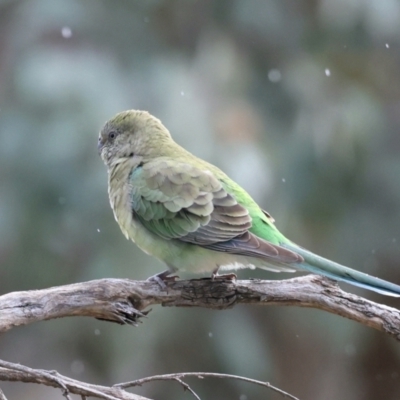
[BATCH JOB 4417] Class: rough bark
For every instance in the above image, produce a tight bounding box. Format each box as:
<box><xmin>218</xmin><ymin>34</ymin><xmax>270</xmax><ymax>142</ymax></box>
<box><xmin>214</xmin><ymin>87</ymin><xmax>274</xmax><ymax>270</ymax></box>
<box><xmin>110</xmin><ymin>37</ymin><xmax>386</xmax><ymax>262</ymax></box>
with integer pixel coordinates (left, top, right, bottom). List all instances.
<box><xmin>1</xmin><ymin>275</ymin><xmax>399</xmax><ymax>340</ymax></box>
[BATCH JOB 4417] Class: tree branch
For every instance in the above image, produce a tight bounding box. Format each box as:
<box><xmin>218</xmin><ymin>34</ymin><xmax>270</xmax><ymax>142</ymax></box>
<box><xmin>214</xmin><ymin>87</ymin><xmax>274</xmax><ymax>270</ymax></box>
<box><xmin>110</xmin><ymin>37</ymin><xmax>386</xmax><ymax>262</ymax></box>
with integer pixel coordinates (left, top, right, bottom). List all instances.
<box><xmin>1</xmin><ymin>275</ymin><xmax>399</xmax><ymax>399</ymax></box>
<box><xmin>115</xmin><ymin>372</ymin><xmax>299</xmax><ymax>400</ymax></box>
<box><xmin>0</xmin><ymin>360</ymin><xmax>147</xmax><ymax>400</ymax></box>
<box><xmin>0</xmin><ymin>387</ymin><xmax>7</xmax><ymax>400</ymax></box>
<box><xmin>0</xmin><ymin>360</ymin><xmax>297</xmax><ymax>400</ymax></box>
<box><xmin>1</xmin><ymin>275</ymin><xmax>399</xmax><ymax>339</ymax></box>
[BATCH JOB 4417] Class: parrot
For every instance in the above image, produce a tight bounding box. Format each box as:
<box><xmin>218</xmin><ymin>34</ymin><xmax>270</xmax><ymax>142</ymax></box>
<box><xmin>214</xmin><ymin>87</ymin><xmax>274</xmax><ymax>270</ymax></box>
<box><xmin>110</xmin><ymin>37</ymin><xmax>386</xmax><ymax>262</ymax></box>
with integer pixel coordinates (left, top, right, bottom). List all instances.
<box><xmin>98</xmin><ymin>109</ymin><xmax>400</xmax><ymax>297</ymax></box>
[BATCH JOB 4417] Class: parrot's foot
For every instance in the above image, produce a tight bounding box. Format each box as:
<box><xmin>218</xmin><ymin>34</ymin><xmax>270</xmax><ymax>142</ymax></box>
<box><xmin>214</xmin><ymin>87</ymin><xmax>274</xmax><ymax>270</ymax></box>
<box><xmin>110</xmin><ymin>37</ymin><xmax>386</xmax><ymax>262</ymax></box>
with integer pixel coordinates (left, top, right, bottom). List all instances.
<box><xmin>147</xmin><ymin>270</ymin><xmax>179</xmax><ymax>290</ymax></box>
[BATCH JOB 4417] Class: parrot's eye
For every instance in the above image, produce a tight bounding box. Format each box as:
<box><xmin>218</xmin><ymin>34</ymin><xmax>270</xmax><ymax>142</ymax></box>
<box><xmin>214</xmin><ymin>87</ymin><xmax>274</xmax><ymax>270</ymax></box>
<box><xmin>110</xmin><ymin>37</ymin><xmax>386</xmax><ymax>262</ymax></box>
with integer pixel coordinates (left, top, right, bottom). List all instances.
<box><xmin>108</xmin><ymin>131</ymin><xmax>117</xmax><ymax>140</ymax></box>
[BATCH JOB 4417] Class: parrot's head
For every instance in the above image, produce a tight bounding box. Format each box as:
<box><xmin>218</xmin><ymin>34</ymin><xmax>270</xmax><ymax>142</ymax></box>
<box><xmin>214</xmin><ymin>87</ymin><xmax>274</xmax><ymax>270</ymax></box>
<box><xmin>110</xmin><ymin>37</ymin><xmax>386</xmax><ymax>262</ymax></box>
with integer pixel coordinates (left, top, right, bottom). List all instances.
<box><xmin>98</xmin><ymin>109</ymin><xmax>173</xmax><ymax>168</ymax></box>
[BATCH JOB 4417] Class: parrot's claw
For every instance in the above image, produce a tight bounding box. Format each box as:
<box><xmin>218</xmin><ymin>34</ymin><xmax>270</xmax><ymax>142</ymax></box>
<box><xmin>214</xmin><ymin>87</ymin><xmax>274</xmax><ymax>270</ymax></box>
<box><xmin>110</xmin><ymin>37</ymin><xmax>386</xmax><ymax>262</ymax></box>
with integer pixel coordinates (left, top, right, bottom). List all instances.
<box><xmin>147</xmin><ymin>270</ymin><xmax>179</xmax><ymax>290</ymax></box>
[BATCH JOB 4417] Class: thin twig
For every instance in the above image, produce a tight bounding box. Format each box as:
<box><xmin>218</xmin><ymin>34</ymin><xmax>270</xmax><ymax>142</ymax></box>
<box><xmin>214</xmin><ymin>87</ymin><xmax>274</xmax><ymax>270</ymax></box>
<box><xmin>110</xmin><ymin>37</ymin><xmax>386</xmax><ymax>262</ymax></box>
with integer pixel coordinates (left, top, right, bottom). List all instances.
<box><xmin>0</xmin><ymin>361</ymin><xmax>71</xmax><ymax>399</ymax></box>
<box><xmin>0</xmin><ymin>387</ymin><xmax>7</xmax><ymax>400</ymax></box>
<box><xmin>0</xmin><ymin>359</ymin><xmax>298</xmax><ymax>400</ymax></box>
<box><xmin>115</xmin><ymin>372</ymin><xmax>299</xmax><ymax>400</ymax></box>
<box><xmin>174</xmin><ymin>377</ymin><xmax>201</xmax><ymax>400</ymax></box>
<box><xmin>0</xmin><ymin>360</ymin><xmax>146</xmax><ymax>400</ymax></box>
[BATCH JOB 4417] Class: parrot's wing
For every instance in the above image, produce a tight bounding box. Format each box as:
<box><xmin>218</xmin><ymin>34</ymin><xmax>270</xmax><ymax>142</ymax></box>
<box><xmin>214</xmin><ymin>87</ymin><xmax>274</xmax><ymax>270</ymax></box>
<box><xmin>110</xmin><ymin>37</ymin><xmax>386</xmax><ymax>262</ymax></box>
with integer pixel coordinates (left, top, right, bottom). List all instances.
<box><xmin>261</xmin><ymin>209</ymin><xmax>275</xmax><ymax>223</ymax></box>
<box><xmin>130</xmin><ymin>159</ymin><xmax>301</xmax><ymax>263</ymax></box>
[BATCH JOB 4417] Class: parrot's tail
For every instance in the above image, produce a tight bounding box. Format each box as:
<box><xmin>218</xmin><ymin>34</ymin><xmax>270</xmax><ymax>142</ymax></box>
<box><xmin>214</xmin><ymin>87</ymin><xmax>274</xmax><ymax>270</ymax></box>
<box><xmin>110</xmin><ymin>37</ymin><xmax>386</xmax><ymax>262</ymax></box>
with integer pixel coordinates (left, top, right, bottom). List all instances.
<box><xmin>282</xmin><ymin>243</ymin><xmax>400</xmax><ymax>297</ymax></box>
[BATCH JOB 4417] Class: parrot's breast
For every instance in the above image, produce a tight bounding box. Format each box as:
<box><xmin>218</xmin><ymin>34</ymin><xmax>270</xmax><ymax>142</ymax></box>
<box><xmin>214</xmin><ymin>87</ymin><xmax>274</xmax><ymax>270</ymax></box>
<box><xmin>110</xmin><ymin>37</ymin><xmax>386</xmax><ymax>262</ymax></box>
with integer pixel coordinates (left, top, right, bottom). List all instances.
<box><xmin>107</xmin><ymin>161</ymin><xmax>169</xmax><ymax>259</ymax></box>
<box><xmin>108</xmin><ymin>162</ymin><xmax>137</xmax><ymax>240</ymax></box>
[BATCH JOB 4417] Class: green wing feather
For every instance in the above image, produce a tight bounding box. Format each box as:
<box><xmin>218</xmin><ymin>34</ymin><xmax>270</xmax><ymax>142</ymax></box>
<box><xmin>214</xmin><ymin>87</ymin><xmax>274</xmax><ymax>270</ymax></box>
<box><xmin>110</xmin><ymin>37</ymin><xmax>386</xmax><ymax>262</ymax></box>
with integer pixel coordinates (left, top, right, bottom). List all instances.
<box><xmin>129</xmin><ymin>159</ymin><xmax>301</xmax><ymax>264</ymax></box>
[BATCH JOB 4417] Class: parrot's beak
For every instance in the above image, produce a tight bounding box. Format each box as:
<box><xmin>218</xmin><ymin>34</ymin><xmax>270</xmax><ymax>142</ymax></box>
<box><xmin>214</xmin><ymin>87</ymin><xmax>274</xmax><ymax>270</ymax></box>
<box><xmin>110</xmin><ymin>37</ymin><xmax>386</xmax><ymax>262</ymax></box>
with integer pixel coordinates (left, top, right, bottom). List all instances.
<box><xmin>97</xmin><ymin>137</ymin><xmax>105</xmax><ymax>155</ymax></box>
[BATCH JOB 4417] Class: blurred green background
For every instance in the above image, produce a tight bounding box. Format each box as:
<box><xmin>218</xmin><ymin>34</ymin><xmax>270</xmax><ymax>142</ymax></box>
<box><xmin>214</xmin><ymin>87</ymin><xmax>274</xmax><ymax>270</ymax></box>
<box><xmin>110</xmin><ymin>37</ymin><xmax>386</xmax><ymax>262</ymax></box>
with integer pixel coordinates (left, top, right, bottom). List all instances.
<box><xmin>1</xmin><ymin>0</ymin><xmax>400</xmax><ymax>399</ymax></box>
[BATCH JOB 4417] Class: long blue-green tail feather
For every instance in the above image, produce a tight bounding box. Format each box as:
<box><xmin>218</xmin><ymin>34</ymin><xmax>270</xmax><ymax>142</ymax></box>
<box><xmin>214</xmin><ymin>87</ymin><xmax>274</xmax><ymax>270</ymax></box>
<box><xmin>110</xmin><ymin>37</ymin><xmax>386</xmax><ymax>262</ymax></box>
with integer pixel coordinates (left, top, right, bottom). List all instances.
<box><xmin>283</xmin><ymin>243</ymin><xmax>400</xmax><ymax>297</ymax></box>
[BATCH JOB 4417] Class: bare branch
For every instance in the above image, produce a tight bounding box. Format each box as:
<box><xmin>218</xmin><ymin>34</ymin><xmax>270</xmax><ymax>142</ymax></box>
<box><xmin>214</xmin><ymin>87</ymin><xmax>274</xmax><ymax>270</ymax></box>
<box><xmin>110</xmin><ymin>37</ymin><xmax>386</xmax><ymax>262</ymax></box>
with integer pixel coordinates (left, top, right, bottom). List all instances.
<box><xmin>0</xmin><ymin>275</ymin><xmax>399</xmax><ymax>339</ymax></box>
<box><xmin>0</xmin><ymin>360</ymin><xmax>299</xmax><ymax>400</ymax></box>
<box><xmin>173</xmin><ymin>377</ymin><xmax>201</xmax><ymax>400</ymax></box>
<box><xmin>0</xmin><ymin>387</ymin><xmax>8</xmax><ymax>400</ymax></box>
<box><xmin>115</xmin><ymin>372</ymin><xmax>299</xmax><ymax>400</ymax></box>
<box><xmin>0</xmin><ymin>360</ymin><xmax>147</xmax><ymax>400</ymax></box>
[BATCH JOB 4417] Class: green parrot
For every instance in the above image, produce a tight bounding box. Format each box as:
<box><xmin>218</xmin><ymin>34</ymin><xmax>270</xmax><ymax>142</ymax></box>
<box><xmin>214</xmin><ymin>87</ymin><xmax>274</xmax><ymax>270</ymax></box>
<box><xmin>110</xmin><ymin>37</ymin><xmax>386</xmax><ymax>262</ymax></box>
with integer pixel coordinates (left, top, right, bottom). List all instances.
<box><xmin>98</xmin><ymin>109</ymin><xmax>400</xmax><ymax>297</ymax></box>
